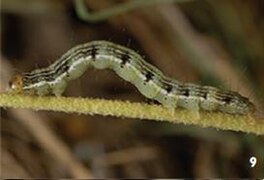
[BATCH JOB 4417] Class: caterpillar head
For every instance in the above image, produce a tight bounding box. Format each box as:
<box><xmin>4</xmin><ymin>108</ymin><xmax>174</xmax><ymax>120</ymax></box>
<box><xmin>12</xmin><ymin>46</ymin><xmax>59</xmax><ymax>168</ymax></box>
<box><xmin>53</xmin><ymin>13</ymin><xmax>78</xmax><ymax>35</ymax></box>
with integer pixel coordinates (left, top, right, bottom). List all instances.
<box><xmin>8</xmin><ymin>74</ymin><xmax>24</xmax><ymax>93</ymax></box>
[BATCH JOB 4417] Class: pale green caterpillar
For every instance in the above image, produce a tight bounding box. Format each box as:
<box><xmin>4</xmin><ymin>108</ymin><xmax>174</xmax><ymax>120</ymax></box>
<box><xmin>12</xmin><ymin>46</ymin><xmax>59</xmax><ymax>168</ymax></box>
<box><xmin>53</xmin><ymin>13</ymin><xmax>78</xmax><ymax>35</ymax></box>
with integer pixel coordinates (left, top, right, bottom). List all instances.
<box><xmin>9</xmin><ymin>41</ymin><xmax>255</xmax><ymax>115</ymax></box>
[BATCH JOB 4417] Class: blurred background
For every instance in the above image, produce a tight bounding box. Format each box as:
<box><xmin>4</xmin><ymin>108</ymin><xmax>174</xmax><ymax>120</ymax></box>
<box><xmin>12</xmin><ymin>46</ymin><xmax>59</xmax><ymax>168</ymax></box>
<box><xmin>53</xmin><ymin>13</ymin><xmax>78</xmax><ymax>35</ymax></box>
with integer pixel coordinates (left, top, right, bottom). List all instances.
<box><xmin>1</xmin><ymin>0</ymin><xmax>264</xmax><ymax>178</ymax></box>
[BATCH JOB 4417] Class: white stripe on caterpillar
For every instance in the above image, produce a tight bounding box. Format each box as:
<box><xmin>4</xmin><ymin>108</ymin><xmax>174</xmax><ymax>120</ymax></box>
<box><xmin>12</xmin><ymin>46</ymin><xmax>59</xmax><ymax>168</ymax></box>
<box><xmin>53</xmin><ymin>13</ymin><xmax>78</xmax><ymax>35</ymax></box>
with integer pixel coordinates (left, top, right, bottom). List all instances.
<box><xmin>8</xmin><ymin>41</ymin><xmax>255</xmax><ymax>115</ymax></box>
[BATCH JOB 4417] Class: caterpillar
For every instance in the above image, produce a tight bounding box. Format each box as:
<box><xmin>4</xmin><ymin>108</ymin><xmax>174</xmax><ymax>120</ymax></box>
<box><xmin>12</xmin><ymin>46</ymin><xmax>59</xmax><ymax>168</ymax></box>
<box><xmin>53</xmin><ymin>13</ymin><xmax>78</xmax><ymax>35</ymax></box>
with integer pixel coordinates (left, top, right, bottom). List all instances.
<box><xmin>8</xmin><ymin>40</ymin><xmax>255</xmax><ymax>115</ymax></box>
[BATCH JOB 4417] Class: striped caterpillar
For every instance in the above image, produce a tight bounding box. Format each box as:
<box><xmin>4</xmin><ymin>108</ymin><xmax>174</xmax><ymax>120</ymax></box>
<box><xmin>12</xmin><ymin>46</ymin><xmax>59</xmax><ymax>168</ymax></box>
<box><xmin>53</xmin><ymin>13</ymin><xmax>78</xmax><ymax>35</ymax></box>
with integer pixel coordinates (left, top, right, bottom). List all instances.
<box><xmin>9</xmin><ymin>41</ymin><xmax>255</xmax><ymax>115</ymax></box>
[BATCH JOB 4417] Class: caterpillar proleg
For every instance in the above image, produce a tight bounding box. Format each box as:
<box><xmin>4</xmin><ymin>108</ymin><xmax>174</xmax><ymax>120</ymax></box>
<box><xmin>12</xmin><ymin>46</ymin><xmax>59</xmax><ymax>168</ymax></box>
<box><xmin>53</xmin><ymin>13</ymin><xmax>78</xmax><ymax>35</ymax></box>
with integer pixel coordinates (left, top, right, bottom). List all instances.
<box><xmin>9</xmin><ymin>41</ymin><xmax>255</xmax><ymax>115</ymax></box>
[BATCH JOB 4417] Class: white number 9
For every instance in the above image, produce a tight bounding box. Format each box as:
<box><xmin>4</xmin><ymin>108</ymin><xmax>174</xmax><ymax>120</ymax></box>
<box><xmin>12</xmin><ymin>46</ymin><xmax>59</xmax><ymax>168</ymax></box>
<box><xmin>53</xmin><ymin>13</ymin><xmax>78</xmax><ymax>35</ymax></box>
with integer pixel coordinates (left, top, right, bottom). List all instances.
<box><xmin>249</xmin><ymin>156</ymin><xmax>257</xmax><ymax>167</ymax></box>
